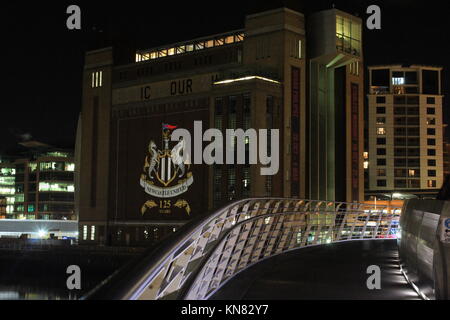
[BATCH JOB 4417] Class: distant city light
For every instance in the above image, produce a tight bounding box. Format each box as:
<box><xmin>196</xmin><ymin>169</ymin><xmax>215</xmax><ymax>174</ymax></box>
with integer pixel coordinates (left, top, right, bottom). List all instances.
<box><xmin>38</xmin><ymin>229</ymin><xmax>47</xmax><ymax>238</ymax></box>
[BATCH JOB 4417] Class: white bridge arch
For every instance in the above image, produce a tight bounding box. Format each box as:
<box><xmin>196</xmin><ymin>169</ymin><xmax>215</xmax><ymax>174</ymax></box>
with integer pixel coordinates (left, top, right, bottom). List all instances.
<box><xmin>86</xmin><ymin>198</ymin><xmax>401</xmax><ymax>300</ymax></box>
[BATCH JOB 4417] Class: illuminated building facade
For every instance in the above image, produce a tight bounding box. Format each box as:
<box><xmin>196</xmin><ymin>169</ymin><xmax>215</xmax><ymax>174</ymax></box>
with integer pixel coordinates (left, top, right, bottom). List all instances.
<box><xmin>78</xmin><ymin>8</ymin><xmax>364</xmax><ymax>246</ymax></box>
<box><xmin>366</xmin><ymin>65</ymin><xmax>444</xmax><ymax>199</ymax></box>
<box><xmin>12</xmin><ymin>151</ymin><xmax>75</xmax><ymax>221</ymax></box>
<box><xmin>0</xmin><ymin>160</ymin><xmax>15</xmax><ymax>219</ymax></box>
<box><xmin>0</xmin><ymin>146</ymin><xmax>77</xmax><ymax>239</ymax></box>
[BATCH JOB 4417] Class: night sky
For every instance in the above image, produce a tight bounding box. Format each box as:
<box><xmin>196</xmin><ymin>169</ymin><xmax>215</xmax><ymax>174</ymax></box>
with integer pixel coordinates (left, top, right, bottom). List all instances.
<box><xmin>1</xmin><ymin>0</ymin><xmax>448</xmax><ymax>154</ymax></box>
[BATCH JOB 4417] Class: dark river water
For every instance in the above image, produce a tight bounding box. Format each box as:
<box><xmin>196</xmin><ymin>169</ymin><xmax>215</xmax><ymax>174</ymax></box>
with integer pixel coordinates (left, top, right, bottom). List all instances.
<box><xmin>0</xmin><ymin>285</ymin><xmax>80</xmax><ymax>300</ymax></box>
<box><xmin>0</xmin><ymin>245</ymin><xmax>145</xmax><ymax>300</ymax></box>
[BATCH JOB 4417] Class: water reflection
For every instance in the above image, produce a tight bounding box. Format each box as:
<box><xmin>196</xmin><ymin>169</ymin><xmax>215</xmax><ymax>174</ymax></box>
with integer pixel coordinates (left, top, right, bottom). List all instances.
<box><xmin>0</xmin><ymin>285</ymin><xmax>81</xmax><ymax>300</ymax></box>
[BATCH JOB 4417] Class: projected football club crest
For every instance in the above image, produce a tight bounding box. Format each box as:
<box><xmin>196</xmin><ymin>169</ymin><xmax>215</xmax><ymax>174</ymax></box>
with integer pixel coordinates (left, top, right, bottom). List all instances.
<box><xmin>140</xmin><ymin>124</ymin><xmax>193</xmax><ymax>216</ymax></box>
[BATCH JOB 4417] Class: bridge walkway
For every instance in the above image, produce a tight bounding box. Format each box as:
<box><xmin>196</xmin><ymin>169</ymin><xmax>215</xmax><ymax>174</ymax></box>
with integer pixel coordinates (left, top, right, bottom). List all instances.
<box><xmin>210</xmin><ymin>240</ymin><xmax>419</xmax><ymax>300</ymax></box>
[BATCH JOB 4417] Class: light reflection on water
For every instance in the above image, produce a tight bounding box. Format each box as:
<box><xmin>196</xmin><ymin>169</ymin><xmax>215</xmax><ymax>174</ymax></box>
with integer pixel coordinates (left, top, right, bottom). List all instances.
<box><xmin>0</xmin><ymin>286</ymin><xmax>81</xmax><ymax>300</ymax></box>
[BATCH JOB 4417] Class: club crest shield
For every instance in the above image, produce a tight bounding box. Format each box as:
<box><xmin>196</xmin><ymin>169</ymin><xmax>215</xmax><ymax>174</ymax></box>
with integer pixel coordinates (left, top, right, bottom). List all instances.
<box><xmin>140</xmin><ymin>124</ymin><xmax>193</xmax><ymax>215</ymax></box>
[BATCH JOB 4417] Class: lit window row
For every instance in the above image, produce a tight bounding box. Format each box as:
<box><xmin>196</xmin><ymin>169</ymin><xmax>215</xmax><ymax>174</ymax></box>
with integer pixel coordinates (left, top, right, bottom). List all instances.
<box><xmin>39</xmin><ymin>182</ymin><xmax>75</xmax><ymax>192</ymax></box>
<box><xmin>0</xmin><ymin>168</ymin><xmax>15</xmax><ymax>176</ymax></box>
<box><xmin>0</xmin><ymin>187</ymin><xmax>15</xmax><ymax>195</ymax></box>
<box><xmin>46</xmin><ymin>152</ymin><xmax>71</xmax><ymax>158</ymax></box>
<box><xmin>0</xmin><ymin>177</ymin><xmax>15</xmax><ymax>185</ymax></box>
<box><xmin>39</xmin><ymin>162</ymin><xmax>75</xmax><ymax>172</ymax></box>
<box><xmin>135</xmin><ymin>32</ymin><xmax>245</xmax><ymax>62</ymax></box>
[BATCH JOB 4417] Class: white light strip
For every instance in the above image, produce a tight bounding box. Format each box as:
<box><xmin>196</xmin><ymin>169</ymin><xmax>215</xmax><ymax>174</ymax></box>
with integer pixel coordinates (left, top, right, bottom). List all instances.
<box><xmin>399</xmin><ymin>265</ymin><xmax>431</xmax><ymax>300</ymax></box>
<box><xmin>213</xmin><ymin>76</ymin><xmax>281</xmax><ymax>85</ymax></box>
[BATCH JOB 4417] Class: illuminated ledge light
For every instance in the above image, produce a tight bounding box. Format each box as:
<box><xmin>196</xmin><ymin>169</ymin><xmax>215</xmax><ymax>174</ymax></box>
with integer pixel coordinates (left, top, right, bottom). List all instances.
<box><xmin>214</xmin><ymin>76</ymin><xmax>281</xmax><ymax>85</ymax></box>
<box><xmin>399</xmin><ymin>265</ymin><xmax>431</xmax><ymax>300</ymax></box>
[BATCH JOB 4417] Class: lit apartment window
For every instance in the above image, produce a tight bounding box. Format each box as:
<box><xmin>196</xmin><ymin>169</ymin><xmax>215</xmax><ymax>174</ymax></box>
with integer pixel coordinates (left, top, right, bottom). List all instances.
<box><xmin>90</xmin><ymin>226</ymin><xmax>96</xmax><ymax>240</ymax></box>
<box><xmin>290</xmin><ymin>39</ymin><xmax>302</xmax><ymax>59</ymax></box>
<box><xmin>364</xmin><ymin>161</ymin><xmax>369</xmax><ymax>169</ymax></box>
<box><xmin>428</xmin><ymin>180</ymin><xmax>436</xmax><ymax>188</ymax></box>
<box><xmin>363</xmin><ymin>152</ymin><xmax>369</xmax><ymax>159</ymax></box>
<box><xmin>91</xmin><ymin>71</ymin><xmax>103</xmax><ymax>88</ymax></box>
<box><xmin>40</xmin><ymin>161</ymin><xmax>65</xmax><ymax>171</ymax></box>
<box><xmin>408</xmin><ymin>169</ymin><xmax>420</xmax><ymax>177</ymax></box>
<box><xmin>426</xmin><ymin>118</ymin><xmax>435</xmax><ymax>125</ymax></box>
<box><xmin>298</xmin><ymin>40</ymin><xmax>302</xmax><ymax>59</ymax></box>
<box><xmin>39</xmin><ymin>182</ymin><xmax>74</xmax><ymax>192</ymax></box>
<box><xmin>82</xmin><ymin>225</ymin><xmax>88</xmax><ymax>240</ymax></box>
<box><xmin>242</xmin><ymin>166</ymin><xmax>251</xmax><ymax>198</ymax></box>
<box><xmin>65</xmin><ymin>163</ymin><xmax>75</xmax><ymax>171</ymax></box>
<box><xmin>392</xmin><ymin>77</ymin><xmax>404</xmax><ymax>85</ymax></box>
<box><xmin>296</xmin><ymin>229</ymin><xmax>303</xmax><ymax>244</ymax></box>
<box><xmin>336</xmin><ymin>15</ymin><xmax>361</xmax><ymax>56</ymax></box>
<box><xmin>377</xmin><ymin>128</ymin><xmax>386</xmax><ymax>135</ymax></box>
<box><xmin>349</xmin><ymin>61</ymin><xmax>359</xmax><ymax>76</ymax></box>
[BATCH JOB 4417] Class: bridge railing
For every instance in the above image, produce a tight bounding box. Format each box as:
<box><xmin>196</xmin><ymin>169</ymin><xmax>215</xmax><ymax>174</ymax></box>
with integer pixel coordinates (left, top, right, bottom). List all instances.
<box><xmin>85</xmin><ymin>198</ymin><xmax>401</xmax><ymax>300</ymax></box>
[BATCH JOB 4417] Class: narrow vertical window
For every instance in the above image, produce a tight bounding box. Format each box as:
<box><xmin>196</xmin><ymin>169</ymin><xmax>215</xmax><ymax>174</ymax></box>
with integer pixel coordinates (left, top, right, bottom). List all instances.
<box><xmin>298</xmin><ymin>40</ymin><xmax>302</xmax><ymax>59</ymax></box>
<box><xmin>82</xmin><ymin>225</ymin><xmax>88</xmax><ymax>240</ymax></box>
<box><xmin>90</xmin><ymin>226</ymin><xmax>96</xmax><ymax>240</ymax></box>
<box><xmin>91</xmin><ymin>71</ymin><xmax>103</xmax><ymax>88</ymax></box>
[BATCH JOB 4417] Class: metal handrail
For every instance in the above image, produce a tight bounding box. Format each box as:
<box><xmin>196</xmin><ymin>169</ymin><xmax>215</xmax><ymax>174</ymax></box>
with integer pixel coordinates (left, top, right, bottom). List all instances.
<box><xmin>84</xmin><ymin>198</ymin><xmax>401</xmax><ymax>300</ymax></box>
